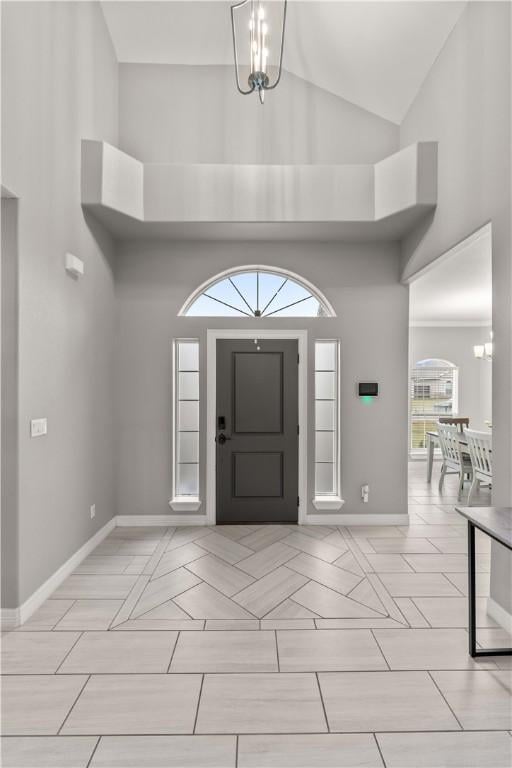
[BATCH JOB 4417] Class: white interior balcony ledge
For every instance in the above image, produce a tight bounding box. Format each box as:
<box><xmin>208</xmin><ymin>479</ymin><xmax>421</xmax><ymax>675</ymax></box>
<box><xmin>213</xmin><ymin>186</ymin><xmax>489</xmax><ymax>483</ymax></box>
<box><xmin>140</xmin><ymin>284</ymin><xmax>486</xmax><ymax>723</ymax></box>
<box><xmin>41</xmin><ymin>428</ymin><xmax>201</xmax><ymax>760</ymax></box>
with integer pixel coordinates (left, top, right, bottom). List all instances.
<box><xmin>81</xmin><ymin>139</ymin><xmax>437</xmax><ymax>240</ymax></box>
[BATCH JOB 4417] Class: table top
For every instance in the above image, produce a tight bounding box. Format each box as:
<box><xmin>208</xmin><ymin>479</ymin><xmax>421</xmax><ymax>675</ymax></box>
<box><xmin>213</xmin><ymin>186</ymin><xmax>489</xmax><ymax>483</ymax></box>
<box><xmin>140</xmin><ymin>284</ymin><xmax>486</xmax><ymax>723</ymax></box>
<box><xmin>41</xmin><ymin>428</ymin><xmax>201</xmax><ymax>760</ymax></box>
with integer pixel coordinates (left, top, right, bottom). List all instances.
<box><xmin>455</xmin><ymin>506</ymin><xmax>512</xmax><ymax>550</ymax></box>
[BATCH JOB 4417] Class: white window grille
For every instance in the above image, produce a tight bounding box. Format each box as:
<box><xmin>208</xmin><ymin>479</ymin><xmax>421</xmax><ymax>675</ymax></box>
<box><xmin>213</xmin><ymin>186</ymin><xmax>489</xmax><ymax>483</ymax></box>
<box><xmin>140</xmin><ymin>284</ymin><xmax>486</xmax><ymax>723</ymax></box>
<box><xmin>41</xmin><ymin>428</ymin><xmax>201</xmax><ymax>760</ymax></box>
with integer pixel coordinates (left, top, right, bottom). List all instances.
<box><xmin>180</xmin><ymin>267</ymin><xmax>335</xmax><ymax>318</ymax></box>
<box><xmin>174</xmin><ymin>340</ymin><xmax>200</xmax><ymax>497</ymax></box>
<box><xmin>314</xmin><ymin>340</ymin><xmax>340</xmax><ymax>496</ymax></box>
<box><xmin>410</xmin><ymin>358</ymin><xmax>459</xmax><ymax>453</ymax></box>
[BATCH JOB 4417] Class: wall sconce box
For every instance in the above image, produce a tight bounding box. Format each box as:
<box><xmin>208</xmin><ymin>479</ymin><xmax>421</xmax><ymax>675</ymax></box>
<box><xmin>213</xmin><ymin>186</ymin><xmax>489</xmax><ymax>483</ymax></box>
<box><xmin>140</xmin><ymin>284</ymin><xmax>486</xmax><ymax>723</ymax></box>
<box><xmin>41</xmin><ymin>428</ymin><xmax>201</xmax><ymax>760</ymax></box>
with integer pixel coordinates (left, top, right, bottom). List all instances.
<box><xmin>358</xmin><ymin>382</ymin><xmax>379</xmax><ymax>397</ymax></box>
<box><xmin>65</xmin><ymin>252</ymin><xmax>84</xmax><ymax>278</ymax></box>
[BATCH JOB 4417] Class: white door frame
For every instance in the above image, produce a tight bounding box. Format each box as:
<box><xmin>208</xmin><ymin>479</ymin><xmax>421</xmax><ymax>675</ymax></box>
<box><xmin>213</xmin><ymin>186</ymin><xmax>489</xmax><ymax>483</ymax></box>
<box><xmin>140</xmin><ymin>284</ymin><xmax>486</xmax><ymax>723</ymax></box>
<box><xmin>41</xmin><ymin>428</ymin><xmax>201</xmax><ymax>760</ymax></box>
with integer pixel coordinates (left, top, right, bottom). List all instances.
<box><xmin>206</xmin><ymin>329</ymin><xmax>308</xmax><ymax>526</ymax></box>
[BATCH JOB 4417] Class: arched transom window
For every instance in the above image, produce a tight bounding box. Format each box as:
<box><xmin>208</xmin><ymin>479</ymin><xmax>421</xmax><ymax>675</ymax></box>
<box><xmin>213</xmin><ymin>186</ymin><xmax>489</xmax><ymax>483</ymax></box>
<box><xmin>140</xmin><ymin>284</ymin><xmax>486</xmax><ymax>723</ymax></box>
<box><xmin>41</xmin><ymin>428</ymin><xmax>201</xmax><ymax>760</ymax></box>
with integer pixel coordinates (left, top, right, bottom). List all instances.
<box><xmin>180</xmin><ymin>266</ymin><xmax>335</xmax><ymax>318</ymax></box>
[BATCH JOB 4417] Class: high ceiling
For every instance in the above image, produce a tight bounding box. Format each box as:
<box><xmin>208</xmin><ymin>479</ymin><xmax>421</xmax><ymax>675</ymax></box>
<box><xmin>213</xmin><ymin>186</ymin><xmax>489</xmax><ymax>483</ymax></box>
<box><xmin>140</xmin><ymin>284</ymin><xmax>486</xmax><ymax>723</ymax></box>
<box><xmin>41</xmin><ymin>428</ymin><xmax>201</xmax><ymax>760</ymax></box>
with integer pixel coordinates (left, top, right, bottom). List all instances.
<box><xmin>101</xmin><ymin>1</ymin><xmax>466</xmax><ymax>123</ymax></box>
<box><xmin>410</xmin><ymin>227</ymin><xmax>492</xmax><ymax>325</ymax></box>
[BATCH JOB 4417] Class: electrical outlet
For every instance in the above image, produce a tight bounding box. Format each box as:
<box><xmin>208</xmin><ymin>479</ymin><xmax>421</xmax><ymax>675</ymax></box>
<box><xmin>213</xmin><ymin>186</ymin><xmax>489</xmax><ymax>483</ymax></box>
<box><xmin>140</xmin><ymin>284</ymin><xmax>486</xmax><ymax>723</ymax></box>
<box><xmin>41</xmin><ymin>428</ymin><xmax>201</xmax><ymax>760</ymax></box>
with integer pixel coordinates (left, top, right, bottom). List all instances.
<box><xmin>361</xmin><ymin>484</ymin><xmax>369</xmax><ymax>503</ymax></box>
<box><xmin>90</xmin><ymin>504</ymin><xmax>96</xmax><ymax>519</ymax></box>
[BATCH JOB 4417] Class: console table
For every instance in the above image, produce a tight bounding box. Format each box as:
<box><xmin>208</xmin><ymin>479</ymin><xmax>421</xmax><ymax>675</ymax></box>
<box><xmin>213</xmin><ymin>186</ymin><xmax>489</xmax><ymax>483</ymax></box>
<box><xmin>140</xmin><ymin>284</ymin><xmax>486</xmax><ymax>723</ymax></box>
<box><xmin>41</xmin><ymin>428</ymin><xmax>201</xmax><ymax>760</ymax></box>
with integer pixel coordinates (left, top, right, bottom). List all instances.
<box><xmin>455</xmin><ymin>506</ymin><xmax>512</xmax><ymax>657</ymax></box>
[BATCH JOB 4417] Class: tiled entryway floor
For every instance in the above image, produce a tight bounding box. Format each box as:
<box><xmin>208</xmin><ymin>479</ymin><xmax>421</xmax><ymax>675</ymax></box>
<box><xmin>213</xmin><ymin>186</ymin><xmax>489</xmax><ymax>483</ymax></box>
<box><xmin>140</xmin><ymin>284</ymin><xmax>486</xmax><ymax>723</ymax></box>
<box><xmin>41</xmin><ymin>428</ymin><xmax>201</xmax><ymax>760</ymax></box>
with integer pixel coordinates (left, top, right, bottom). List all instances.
<box><xmin>2</xmin><ymin>463</ymin><xmax>511</xmax><ymax>766</ymax></box>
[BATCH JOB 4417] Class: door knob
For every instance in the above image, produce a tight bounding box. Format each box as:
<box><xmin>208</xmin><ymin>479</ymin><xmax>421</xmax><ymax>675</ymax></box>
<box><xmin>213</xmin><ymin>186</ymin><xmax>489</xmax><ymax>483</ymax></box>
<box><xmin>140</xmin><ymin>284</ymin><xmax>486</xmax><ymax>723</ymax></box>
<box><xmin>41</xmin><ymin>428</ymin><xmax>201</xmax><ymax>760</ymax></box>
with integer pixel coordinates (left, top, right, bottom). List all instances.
<box><xmin>217</xmin><ymin>433</ymin><xmax>231</xmax><ymax>445</ymax></box>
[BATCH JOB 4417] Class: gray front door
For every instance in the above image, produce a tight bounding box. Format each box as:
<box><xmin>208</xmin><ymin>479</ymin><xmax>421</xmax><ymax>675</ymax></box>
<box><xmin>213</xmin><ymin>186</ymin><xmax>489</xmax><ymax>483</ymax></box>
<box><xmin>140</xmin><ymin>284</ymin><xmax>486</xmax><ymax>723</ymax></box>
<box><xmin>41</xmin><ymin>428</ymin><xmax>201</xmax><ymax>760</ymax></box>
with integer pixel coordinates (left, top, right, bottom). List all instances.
<box><xmin>216</xmin><ymin>338</ymin><xmax>299</xmax><ymax>524</ymax></box>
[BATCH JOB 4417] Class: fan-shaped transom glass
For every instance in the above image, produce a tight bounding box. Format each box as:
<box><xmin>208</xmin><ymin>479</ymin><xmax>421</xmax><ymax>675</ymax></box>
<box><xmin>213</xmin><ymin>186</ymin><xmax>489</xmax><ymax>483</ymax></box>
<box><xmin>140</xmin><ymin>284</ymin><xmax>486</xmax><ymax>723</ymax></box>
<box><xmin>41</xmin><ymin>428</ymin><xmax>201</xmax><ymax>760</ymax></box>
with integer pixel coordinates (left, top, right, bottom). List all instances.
<box><xmin>182</xmin><ymin>269</ymin><xmax>334</xmax><ymax>318</ymax></box>
<box><xmin>415</xmin><ymin>358</ymin><xmax>456</xmax><ymax>368</ymax></box>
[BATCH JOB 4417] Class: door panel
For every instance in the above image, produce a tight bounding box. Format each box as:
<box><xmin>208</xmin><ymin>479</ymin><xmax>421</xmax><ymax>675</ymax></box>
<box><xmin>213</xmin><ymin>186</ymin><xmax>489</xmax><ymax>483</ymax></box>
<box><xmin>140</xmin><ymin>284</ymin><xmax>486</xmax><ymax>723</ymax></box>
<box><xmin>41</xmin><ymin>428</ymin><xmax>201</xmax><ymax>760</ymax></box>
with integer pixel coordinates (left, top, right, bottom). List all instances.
<box><xmin>233</xmin><ymin>452</ymin><xmax>284</xmax><ymax>497</ymax></box>
<box><xmin>234</xmin><ymin>352</ymin><xmax>283</xmax><ymax>433</ymax></box>
<box><xmin>216</xmin><ymin>339</ymin><xmax>298</xmax><ymax>523</ymax></box>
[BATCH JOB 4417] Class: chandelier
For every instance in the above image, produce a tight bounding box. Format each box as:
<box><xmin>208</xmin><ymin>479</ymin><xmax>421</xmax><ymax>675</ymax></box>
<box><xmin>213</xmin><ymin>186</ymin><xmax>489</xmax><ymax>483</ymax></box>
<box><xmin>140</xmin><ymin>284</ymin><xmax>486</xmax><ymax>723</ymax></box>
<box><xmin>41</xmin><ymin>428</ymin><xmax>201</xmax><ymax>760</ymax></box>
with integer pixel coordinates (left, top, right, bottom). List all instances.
<box><xmin>230</xmin><ymin>0</ymin><xmax>287</xmax><ymax>104</ymax></box>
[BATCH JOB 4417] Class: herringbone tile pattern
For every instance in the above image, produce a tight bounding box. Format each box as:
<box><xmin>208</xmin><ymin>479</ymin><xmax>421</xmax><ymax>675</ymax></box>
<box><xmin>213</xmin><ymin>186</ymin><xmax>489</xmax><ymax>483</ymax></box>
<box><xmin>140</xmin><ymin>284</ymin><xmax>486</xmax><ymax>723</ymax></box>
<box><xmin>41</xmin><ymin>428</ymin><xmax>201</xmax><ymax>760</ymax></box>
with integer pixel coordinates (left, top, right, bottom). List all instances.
<box><xmin>39</xmin><ymin>523</ymin><xmax>395</xmax><ymax>627</ymax></box>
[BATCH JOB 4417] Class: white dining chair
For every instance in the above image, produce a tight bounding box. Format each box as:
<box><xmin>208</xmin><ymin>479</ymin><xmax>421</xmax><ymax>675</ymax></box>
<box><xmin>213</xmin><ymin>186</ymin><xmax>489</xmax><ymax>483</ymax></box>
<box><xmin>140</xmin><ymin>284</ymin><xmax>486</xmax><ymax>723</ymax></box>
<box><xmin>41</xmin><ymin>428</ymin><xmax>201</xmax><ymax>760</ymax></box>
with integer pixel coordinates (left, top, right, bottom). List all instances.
<box><xmin>465</xmin><ymin>429</ymin><xmax>493</xmax><ymax>506</ymax></box>
<box><xmin>437</xmin><ymin>422</ymin><xmax>473</xmax><ymax>501</ymax></box>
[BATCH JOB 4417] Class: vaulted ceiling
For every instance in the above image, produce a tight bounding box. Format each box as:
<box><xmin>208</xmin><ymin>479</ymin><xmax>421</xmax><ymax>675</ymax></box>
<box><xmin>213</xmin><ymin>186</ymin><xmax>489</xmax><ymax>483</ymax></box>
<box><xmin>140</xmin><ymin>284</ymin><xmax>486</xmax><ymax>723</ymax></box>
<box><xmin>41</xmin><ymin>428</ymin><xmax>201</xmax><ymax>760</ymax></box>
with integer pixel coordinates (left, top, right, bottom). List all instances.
<box><xmin>101</xmin><ymin>1</ymin><xmax>466</xmax><ymax>123</ymax></box>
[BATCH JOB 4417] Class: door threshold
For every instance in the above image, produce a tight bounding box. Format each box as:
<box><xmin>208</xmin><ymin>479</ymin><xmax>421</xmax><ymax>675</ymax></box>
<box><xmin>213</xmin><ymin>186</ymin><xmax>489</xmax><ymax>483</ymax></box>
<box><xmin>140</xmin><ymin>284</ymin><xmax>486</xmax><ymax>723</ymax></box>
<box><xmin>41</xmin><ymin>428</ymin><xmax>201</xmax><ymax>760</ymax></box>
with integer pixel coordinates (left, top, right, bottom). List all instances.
<box><xmin>217</xmin><ymin>521</ymin><xmax>298</xmax><ymax>526</ymax></box>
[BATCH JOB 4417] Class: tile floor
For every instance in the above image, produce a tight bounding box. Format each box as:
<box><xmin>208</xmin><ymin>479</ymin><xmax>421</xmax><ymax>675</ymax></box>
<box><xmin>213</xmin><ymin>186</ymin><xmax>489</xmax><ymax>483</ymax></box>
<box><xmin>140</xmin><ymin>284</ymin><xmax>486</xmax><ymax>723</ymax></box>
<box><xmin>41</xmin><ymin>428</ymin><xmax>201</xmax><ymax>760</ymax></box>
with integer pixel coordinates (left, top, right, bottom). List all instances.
<box><xmin>1</xmin><ymin>462</ymin><xmax>511</xmax><ymax>767</ymax></box>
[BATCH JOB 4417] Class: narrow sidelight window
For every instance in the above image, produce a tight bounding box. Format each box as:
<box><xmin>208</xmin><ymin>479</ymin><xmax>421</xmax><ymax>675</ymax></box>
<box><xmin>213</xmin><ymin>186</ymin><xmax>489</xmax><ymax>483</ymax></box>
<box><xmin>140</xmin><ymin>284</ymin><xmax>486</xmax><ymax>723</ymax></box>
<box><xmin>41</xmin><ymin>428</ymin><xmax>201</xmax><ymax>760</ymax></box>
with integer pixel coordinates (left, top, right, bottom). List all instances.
<box><xmin>174</xmin><ymin>339</ymin><xmax>200</xmax><ymax>497</ymax></box>
<box><xmin>314</xmin><ymin>340</ymin><xmax>340</xmax><ymax>496</ymax></box>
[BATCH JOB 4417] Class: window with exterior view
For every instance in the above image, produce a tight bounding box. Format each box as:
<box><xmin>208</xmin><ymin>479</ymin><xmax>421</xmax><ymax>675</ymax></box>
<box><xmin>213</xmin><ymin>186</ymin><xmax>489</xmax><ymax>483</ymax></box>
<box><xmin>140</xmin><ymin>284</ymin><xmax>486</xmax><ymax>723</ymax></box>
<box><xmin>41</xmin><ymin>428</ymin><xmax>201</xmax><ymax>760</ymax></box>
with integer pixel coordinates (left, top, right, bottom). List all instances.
<box><xmin>180</xmin><ymin>267</ymin><xmax>335</xmax><ymax>318</ymax></box>
<box><xmin>410</xmin><ymin>359</ymin><xmax>459</xmax><ymax>453</ymax></box>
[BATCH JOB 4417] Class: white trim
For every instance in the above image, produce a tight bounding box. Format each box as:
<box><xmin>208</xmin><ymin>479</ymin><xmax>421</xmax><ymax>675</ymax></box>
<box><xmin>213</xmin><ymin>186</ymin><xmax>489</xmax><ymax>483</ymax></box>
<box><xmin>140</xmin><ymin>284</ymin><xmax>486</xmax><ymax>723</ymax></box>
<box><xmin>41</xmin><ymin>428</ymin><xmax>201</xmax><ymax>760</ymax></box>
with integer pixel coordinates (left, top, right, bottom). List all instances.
<box><xmin>207</xmin><ymin>329</ymin><xmax>308</xmax><ymax>526</ymax></box>
<box><xmin>179</xmin><ymin>265</ymin><xmax>336</xmax><ymax>318</ymax></box>
<box><xmin>314</xmin><ymin>338</ymin><xmax>342</xmax><ymax>500</ymax></box>
<box><xmin>0</xmin><ymin>609</ymin><xmax>20</xmax><ymax>631</ymax></box>
<box><xmin>1</xmin><ymin>517</ymin><xmax>115</xmax><ymax>630</ymax></box>
<box><xmin>487</xmin><ymin>596</ymin><xmax>512</xmax><ymax>634</ymax></box>
<box><xmin>117</xmin><ymin>514</ymin><xmax>207</xmax><ymax>526</ymax></box>
<box><xmin>305</xmin><ymin>513</ymin><xmax>349</xmax><ymax>525</ymax></box>
<box><xmin>312</xmin><ymin>496</ymin><xmax>345</xmax><ymax>511</ymax></box>
<box><xmin>410</xmin><ymin>320</ymin><xmax>492</xmax><ymax>327</ymax></box>
<box><xmin>169</xmin><ymin>497</ymin><xmax>202</xmax><ymax>512</ymax></box>
<box><xmin>171</xmin><ymin>339</ymin><xmax>178</xmax><ymax>500</ymax></box>
<box><xmin>123</xmin><ymin>513</ymin><xmax>410</xmax><ymax>527</ymax></box>
<box><xmin>172</xmin><ymin>338</ymin><xmax>200</xmax><ymax>504</ymax></box>
<box><xmin>337</xmin><ymin>514</ymin><xmax>410</xmax><ymax>525</ymax></box>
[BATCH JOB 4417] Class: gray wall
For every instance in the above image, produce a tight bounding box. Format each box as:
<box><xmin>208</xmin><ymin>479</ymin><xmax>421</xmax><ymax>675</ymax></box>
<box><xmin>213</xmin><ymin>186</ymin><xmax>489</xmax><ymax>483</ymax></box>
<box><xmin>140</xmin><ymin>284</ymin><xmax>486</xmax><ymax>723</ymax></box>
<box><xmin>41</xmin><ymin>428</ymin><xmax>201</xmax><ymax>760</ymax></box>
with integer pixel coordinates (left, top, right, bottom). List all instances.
<box><xmin>400</xmin><ymin>2</ymin><xmax>511</xmax><ymax>613</ymax></box>
<box><xmin>113</xmin><ymin>241</ymin><xmax>409</xmax><ymax>521</ymax></box>
<box><xmin>119</xmin><ymin>64</ymin><xmax>399</xmax><ymax>165</ymax></box>
<box><xmin>1</xmin><ymin>1</ymin><xmax>118</xmax><ymax>605</ymax></box>
<box><xmin>410</xmin><ymin>326</ymin><xmax>493</xmax><ymax>434</ymax></box>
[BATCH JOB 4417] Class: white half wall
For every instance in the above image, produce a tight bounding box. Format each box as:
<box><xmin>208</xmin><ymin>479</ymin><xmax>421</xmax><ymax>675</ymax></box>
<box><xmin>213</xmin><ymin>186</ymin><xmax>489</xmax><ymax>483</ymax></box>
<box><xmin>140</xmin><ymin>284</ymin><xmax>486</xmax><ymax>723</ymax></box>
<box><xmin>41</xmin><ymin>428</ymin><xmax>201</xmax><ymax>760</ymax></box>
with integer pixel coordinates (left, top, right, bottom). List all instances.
<box><xmin>82</xmin><ymin>141</ymin><xmax>144</xmax><ymax>220</ymax></box>
<box><xmin>82</xmin><ymin>140</ymin><xmax>437</xmax><ymax>229</ymax></box>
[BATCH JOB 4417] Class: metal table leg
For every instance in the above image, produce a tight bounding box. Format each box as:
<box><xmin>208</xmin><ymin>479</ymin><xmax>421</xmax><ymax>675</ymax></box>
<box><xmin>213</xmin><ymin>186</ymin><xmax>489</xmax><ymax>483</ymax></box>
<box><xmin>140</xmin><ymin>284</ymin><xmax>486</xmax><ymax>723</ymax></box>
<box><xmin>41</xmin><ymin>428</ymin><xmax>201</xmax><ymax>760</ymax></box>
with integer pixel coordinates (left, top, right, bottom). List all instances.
<box><xmin>468</xmin><ymin>520</ymin><xmax>512</xmax><ymax>657</ymax></box>
<box><xmin>468</xmin><ymin>521</ymin><xmax>477</xmax><ymax>656</ymax></box>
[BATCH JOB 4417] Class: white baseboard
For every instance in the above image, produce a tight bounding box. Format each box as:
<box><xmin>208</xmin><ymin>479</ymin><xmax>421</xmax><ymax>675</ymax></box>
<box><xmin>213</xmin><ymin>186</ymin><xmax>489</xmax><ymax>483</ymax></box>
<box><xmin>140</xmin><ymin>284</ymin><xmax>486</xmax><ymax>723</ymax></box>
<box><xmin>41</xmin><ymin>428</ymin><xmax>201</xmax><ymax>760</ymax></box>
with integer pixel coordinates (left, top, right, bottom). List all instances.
<box><xmin>330</xmin><ymin>514</ymin><xmax>410</xmax><ymax>526</ymax></box>
<box><xmin>304</xmin><ymin>513</ymin><xmax>348</xmax><ymax>525</ymax></box>
<box><xmin>116</xmin><ymin>514</ymin><xmax>208</xmax><ymax>527</ymax></box>
<box><xmin>1</xmin><ymin>517</ymin><xmax>115</xmax><ymax>631</ymax></box>
<box><xmin>0</xmin><ymin>608</ymin><xmax>20</xmax><ymax>631</ymax></box>
<box><xmin>117</xmin><ymin>513</ymin><xmax>409</xmax><ymax>527</ymax></box>
<box><xmin>487</xmin><ymin>596</ymin><xmax>512</xmax><ymax>634</ymax></box>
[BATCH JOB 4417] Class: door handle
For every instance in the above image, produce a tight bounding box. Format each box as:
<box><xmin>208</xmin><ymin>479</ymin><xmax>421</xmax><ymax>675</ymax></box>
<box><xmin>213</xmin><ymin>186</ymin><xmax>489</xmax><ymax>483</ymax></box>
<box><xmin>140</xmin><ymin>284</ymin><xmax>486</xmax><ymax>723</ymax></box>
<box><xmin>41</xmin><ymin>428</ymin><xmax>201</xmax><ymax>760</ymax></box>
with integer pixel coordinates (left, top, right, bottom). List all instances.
<box><xmin>216</xmin><ymin>433</ymin><xmax>231</xmax><ymax>445</ymax></box>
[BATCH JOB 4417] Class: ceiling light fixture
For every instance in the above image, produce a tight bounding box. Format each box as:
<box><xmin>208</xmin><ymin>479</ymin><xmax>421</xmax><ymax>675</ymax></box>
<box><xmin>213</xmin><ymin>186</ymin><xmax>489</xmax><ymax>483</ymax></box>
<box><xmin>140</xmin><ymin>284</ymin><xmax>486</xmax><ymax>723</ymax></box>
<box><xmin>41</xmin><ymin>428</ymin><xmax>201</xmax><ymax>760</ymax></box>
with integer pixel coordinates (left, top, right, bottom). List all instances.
<box><xmin>230</xmin><ymin>0</ymin><xmax>287</xmax><ymax>104</ymax></box>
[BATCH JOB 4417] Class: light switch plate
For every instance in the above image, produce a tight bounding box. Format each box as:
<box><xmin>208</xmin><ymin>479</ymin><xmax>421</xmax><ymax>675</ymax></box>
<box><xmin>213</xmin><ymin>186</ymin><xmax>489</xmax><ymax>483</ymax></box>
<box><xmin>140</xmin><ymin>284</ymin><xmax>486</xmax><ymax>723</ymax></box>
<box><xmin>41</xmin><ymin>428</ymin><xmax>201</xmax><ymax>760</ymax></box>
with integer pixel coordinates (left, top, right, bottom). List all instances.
<box><xmin>30</xmin><ymin>418</ymin><xmax>48</xmax><ymax>438</ymax></box>
<box><xmin>65</xmin><ymin>252</ymin><xmax>84</xmax><ymax>278</ymax></box>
